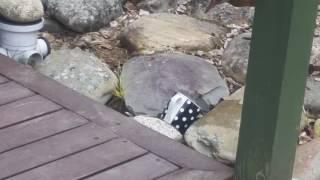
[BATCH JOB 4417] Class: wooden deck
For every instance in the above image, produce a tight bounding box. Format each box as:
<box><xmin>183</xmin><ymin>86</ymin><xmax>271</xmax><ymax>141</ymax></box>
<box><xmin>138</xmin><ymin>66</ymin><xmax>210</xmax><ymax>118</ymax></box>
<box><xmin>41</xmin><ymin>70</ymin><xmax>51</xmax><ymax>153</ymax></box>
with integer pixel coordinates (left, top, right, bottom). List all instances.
<box><xmin>0</xmin><ymin>55</ymin><xmax>232</xmax><ymax>180</ymax></box>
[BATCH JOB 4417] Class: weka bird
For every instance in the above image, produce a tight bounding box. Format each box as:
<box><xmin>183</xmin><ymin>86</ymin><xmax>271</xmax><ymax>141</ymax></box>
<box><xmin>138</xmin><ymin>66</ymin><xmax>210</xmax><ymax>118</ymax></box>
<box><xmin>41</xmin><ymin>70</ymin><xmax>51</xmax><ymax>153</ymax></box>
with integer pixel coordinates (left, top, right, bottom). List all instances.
<box><xmin>206</xmin><ymin>0</ymin><xmax>255</xmax><ymax>12</ymax></box>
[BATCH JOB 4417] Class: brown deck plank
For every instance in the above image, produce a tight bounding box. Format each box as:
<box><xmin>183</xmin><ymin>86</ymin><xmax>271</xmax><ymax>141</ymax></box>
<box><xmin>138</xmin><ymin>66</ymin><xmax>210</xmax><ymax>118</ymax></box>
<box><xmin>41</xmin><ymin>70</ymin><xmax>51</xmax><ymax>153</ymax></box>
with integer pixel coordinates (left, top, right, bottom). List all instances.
<box><xmin>156</xmin><ymin>169</ymin><xmax>233</xmax><ymax>180</ymax></box>
<box><xmin>0</xmin><ymin>75</ymin><xmax>9</xmax><ymax>84</ymax></box>
<box><xmin>0</xmin><ymin>95</ymin><xmax>61</xmax><ymax>129</ymax></box>
<box><xmin>86</xmin><ymin>153</ymin><xmax>179</xmax><ymax>180</ymax></box>
<box><xmin>11</xmin><ymin>139</ymin><xmax>147</xmax><ymax>180</ymax></box>
<box><xmin>0</xmin><ymin>110</ymin><xmax>88</xmax><ymax>153</ymax></box>
<box><xmin>0</xmin><ymin>124</ymin><xmax>117</xmax><ymax>179</ymax></box>
<box><xmin>0</xmin><ymin>82</ymin><xmax>34</xmax><ymax>105</ymax></box>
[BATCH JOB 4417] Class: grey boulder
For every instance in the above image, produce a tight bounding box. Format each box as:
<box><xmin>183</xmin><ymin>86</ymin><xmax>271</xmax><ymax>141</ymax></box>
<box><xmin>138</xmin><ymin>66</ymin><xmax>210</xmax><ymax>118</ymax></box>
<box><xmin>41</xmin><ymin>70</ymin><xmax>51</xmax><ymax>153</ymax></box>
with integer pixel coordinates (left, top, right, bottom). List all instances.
<box><xmin>222</xmin><ymin>33</ymin><xmax>251</xmax><ymax>84</ymax></box>
<box><xmin>222</xmin><ymin>31</ymin><xmax>320</xmax><ymax>85</ymax></box>
<box><xmin>36</xmin><ymin>48</ymin><xmax>118</xmax><ymax>104</ymax></box>
<box><xmin>47</xmin><ymin>0</ymin><xmax>123</xmax><ymax>32</ymax></box>
<box><xmin>191</xmin><ymin>2</ymin><xmax>254</xmax><ymax>26</ymax></box>
<box><xmin>0</xmin><ymin>0</ymin><xmax>44</xmax><ymax>23</ymax></box>
<box><xmin>121</xmin><ymin>53</ymin><xmax>229</xmax><ymax>117</ymax></box>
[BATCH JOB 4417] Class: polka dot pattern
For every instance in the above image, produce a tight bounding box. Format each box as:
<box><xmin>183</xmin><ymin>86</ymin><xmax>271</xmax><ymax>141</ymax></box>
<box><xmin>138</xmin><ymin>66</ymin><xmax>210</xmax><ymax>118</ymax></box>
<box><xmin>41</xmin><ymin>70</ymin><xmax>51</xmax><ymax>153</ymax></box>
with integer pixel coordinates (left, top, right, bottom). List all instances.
<box><xmin>160</xmin><ymin>99</ymin><xmax>203</xmax><ymax>134</ymax></box>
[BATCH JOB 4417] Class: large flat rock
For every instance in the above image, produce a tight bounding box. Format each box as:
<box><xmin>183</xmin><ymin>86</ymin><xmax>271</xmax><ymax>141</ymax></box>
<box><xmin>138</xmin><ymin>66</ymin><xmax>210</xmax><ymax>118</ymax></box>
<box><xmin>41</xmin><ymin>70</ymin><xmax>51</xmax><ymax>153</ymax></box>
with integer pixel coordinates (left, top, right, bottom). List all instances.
<box><xmin>120</xmin><ymin>13</ymin><xmax>227</xmax><ymax>54</ymax></box>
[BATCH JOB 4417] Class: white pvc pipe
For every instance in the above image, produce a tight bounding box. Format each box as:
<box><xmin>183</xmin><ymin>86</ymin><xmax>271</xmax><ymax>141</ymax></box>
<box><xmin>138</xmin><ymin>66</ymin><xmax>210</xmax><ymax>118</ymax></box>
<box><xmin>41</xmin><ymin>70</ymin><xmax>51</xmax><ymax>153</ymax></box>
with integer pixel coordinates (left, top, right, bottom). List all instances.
<box><xmin>0</xmin><ymin>18</ymin><xmax>50</xmax><ymax>65</ymax></box>
<box><xmin>18</xmin><ymin>50</ymin><xmax>42</xmax><ymax>65</ymax></box>
<box><xmin>36</xmin><ymin>38</ymin><xmax>50</xmax><ymax>58</ymax></box>
<box><xmin>0</xmin><ymin>38</ymin><xmax>50</xmax><ymax>65</ymax></box>
<box><xmin>0</xmin><ymin>18</ymin><xmax>44</xmax><ymax>51</ymax></box>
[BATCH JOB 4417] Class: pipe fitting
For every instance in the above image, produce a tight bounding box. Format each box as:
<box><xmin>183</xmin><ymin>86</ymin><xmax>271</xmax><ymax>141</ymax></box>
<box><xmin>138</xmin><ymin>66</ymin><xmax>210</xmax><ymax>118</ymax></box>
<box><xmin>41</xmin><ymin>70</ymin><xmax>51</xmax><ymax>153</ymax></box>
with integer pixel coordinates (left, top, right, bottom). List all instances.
<box><xmin>18</xmin><ymin>50</ymin><xmax>43</xmax><ymax>65</ymax></box>
<box><xmin>0</xmin><ymin>17</ymin><xmax>50</xmax><ymax>65</ymax></box>
<box><xmin>37</xmin><ymin>37</ymin><xmax>51</xmax><ymax>58</ymax></box>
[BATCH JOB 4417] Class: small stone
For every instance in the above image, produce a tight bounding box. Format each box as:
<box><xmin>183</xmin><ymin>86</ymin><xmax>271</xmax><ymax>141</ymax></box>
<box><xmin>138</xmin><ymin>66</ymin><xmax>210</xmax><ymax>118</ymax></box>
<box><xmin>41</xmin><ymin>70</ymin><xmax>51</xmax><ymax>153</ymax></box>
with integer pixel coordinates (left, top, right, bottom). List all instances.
<box><xmin>0</xmin><ymin>0</ymin><xmax>44</xmax><ymax>23</ymax></box>
<box><xmin>110</xmin><ymin>21</ymin><xmax>119</xmax><ymax>28</ymax></box>
<box><xmin>176</xmin><ymin>4</ymin><xmax>187</xmax><ymax>13</ymax></box>
<box><xmin>196</xmin><ymin>50</ymin><xmax>205</xmax><ymax>57</ymax></box>
<box><xmin>134</xmin><ymin>116</ymin><xmax>183</xmax><ymax>142</ymax></box>
<box><xmin>139</xmin><ymin>9</ymin><xmax>150</xmax><ymax>16</ymax></box>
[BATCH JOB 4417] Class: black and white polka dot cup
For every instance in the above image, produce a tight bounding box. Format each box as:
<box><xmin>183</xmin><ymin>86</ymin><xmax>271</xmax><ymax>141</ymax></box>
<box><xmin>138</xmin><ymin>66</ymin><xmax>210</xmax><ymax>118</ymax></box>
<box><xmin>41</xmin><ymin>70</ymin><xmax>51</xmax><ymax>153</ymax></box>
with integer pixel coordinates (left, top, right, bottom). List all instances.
<box><xmin>160</xmin><ymin>92</ymin><xmax>204</xmax><ymax>134</ymax></box>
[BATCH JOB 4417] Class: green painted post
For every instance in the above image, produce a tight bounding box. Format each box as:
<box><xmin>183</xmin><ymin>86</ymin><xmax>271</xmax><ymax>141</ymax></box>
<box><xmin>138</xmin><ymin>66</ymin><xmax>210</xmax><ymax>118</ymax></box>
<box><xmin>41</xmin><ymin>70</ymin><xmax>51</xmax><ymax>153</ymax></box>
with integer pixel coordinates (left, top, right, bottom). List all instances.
<box><xmin>235</xmin><ymin>0</ymin><xmax>318</xmax><ymax>179</ymax></box>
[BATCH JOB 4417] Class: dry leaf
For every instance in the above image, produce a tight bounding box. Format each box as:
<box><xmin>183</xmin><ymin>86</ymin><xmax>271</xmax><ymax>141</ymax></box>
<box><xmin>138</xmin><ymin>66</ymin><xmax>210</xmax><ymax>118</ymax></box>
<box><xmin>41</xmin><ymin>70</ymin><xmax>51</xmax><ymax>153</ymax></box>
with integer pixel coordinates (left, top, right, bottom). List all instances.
<box><xmin>99</xmin><ymin>29</ymin><xmax>113</xmax><ymax>39</ymax></box>
<box><xmin>98</xmin><ymin>43</ymin><xmax>113</xmax><ymax>50</ymax></box>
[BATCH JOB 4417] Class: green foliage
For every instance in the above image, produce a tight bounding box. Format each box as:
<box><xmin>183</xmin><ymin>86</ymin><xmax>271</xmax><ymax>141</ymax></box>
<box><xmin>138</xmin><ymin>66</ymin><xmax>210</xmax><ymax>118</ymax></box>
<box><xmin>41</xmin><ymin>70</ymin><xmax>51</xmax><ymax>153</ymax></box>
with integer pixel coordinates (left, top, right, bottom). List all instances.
<box><xmin>113</xmin><ymin>78</ymin><xmax>124</xmax><ymax>99</ymax></box>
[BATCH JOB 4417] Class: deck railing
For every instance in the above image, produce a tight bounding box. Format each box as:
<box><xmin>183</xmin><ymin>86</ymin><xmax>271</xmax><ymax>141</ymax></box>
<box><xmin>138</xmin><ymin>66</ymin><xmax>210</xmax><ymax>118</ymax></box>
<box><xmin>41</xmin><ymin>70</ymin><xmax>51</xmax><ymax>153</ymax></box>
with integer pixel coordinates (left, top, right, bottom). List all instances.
<box><xmin>235</xmin><ymin>0</ymin><xmax>318</xmax><ymax>179</ymax></box>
